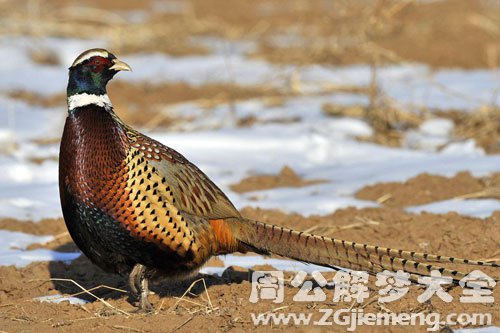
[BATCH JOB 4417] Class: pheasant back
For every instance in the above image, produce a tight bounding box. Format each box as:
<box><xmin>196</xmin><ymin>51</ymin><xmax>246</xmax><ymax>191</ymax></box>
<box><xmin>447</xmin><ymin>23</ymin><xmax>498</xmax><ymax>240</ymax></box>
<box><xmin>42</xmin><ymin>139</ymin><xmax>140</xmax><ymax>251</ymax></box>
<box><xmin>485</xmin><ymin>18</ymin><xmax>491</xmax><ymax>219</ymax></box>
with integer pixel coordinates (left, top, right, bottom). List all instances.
<box><xmin>60</xmin><ymin>49</ymin><xmax>498</xmax><ymax>311</ymax></box>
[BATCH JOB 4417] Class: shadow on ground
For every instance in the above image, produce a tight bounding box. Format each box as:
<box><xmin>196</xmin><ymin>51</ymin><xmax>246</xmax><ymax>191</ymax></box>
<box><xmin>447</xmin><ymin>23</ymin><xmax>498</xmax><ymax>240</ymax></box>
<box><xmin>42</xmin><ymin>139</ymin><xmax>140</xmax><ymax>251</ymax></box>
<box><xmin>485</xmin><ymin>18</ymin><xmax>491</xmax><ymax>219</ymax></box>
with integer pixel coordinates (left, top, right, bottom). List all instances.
<box><xmin>47</xmin><ymin>242</ymin><xmax>251</xmax><ymax>306</ymax></box>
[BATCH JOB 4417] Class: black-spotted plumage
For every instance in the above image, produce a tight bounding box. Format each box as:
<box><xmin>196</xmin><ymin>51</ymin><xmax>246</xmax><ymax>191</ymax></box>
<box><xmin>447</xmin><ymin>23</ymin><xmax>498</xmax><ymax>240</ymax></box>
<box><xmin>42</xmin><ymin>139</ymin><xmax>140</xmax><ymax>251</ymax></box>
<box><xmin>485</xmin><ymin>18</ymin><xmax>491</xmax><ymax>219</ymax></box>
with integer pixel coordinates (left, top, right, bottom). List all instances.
<box><xmin>60</xmin><ymin>49</ymin><xmax>499</xmax><ymax>312</ymax></box>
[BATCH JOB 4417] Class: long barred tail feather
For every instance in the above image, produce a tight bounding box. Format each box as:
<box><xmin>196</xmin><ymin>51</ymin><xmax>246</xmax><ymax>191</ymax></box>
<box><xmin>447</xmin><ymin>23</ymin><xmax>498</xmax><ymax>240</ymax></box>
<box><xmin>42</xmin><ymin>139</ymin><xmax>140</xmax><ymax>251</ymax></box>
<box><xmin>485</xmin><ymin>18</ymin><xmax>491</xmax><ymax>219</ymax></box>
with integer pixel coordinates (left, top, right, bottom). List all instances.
<box><xmin>227</xmin><ymin>218</ymin><xmax>499</xmax><ymax>285</ymax></box>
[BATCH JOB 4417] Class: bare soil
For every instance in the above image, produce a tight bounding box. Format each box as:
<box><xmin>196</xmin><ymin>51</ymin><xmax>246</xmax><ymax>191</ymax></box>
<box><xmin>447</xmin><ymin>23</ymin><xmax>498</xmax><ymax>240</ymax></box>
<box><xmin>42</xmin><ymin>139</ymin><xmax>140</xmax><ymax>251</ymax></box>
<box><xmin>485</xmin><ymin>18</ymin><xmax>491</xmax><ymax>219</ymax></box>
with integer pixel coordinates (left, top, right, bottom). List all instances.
<box><xmin>230</xmin><ymin>166</ymin><xmax>328</xmax><ymax>193</ymax></box>
<box><xmin>2</xmin><ymin>1</ymin><xmax>500</xmax><ymax>331</ymax></box>
<box><xmin>8</xmin><ymin>81</ymin><xmax>281</xmax><ymax>129</ymax></box>
<box><xmin>12</xmin><ymin>88</ymin><xmax>500</xmax><ymax>155</ymax></box>
<box><xmin>4</xmin><ymin>0</ymin><xmax>499</xmax><ymax>69</ymax></box>
<box><xmin>1</xmin><ymin>205</ymin><xmax>499</xmax><ymax>332</ymax></box>
<box><xmin>356</xmin><ymin>172</ymin><xmax>500</xmax><ymax>208</ymax></box>
<box><xmin>7</xmin><ymin>0</ymin><xmax>500</xmax><ymax>153</ymax></box>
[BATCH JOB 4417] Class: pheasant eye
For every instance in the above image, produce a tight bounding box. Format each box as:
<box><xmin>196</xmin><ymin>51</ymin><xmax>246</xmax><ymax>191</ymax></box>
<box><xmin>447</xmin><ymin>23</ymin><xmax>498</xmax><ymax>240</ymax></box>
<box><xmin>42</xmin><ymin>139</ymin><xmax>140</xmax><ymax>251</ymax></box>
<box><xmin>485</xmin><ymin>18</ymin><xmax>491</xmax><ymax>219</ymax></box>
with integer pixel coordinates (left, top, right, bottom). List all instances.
<box><xmin>86</xmin><ymin>57</ymin><xmax>109</xmax><ymax>72</ymax></box>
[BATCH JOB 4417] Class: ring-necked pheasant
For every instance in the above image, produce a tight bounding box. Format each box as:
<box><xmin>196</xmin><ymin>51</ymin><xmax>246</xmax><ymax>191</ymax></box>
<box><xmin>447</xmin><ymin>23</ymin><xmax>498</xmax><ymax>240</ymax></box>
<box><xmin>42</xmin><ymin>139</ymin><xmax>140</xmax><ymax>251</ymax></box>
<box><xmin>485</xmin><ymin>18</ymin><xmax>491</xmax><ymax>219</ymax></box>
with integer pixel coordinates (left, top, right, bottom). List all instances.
<box><xmin>59</xmin><ymin>49</ymin><xmax>498</xmax><ymax>312</ymax></box>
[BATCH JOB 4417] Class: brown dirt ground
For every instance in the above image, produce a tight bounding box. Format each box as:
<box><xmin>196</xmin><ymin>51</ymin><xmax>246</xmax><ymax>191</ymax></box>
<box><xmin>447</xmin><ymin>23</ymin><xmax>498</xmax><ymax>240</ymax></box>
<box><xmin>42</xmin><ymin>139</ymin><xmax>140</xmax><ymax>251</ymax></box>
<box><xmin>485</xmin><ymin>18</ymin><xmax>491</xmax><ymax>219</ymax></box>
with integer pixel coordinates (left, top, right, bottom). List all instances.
<box><xmin>8</xmin><ymin>81</ymin><xmax>282</xmax><ymax>129</ymax></box>
<box><xmin>13</xmin><ymin>89</ymin><xmax>500</xmax><ymax>155</ymax></box>
<box><xmin>230</xmin><ymin>166</ymin><xmax>328</xmax><ymax>193</ymax></box>
<box><xmin>1</xmin><ymin>1</ymin><xmax>500</xmax><ymax>331</ymax></box>
<box><xmin>1</xmin><ymin>206</ymin><xmax>499</xmax><ymax>332</ymax></box>
<box><xmin>4</xmin><ymin>0</ymin><xmax>500</xmax><ymax>69</ymax></box>
<box><xmin>356</xmin><ymin>172</ymin><xmax>500</xmax><ymax>208</ymax></box>
<box><xmin>6</xmin><ymin>0</ymin><xmax>500</xmax><ymax>153</ymax></box>
<box><xmin>255</xmin><ymin>0</ymin><xmax>500</xmax><ymax>69</ymax></box>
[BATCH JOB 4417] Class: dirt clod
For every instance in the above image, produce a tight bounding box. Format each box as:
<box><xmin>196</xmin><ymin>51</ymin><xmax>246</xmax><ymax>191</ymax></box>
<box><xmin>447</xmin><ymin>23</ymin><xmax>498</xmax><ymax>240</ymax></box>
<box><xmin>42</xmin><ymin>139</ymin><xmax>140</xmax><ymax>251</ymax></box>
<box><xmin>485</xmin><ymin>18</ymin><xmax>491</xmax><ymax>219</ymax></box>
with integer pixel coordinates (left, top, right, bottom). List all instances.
<box><xmin>356</xmin><ymin>171</ymin><xmax>500</xmax><ymax>208</ymax></box>
<box><xmin>230</xmin><ymin>166</ymin><xmax>328</xmax><ymax>193</ymax></box>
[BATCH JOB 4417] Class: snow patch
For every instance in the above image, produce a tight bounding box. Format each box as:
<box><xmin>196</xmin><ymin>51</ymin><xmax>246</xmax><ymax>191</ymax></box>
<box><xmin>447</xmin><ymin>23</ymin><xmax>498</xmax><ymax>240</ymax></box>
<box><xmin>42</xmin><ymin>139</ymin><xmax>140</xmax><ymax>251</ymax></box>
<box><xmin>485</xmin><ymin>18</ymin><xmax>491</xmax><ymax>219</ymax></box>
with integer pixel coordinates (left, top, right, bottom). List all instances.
<box><xmin>34</xmin><ymin>294</ymin><xmax>88</xmax><ymax>305</ymax></box>
<box><xmin>0</xmin><ymin>230</ymin><xmax>80</xmax><ymax>267</ymax></box>
<box><xmin>407</xmin><ymin>199</ymin><xmax>500</xmax><ymax>219</ymax></box>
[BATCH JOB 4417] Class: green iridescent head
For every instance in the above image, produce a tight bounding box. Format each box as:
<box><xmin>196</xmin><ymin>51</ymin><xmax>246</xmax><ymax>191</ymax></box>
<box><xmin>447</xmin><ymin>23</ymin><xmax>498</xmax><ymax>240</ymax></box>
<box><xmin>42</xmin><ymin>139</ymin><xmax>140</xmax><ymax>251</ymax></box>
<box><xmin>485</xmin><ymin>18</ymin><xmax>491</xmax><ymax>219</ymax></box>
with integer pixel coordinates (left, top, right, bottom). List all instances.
<box><xmin>67</xmin><ymin>48</ymin><xmax>131</xmax><ymax>96</ymax></box>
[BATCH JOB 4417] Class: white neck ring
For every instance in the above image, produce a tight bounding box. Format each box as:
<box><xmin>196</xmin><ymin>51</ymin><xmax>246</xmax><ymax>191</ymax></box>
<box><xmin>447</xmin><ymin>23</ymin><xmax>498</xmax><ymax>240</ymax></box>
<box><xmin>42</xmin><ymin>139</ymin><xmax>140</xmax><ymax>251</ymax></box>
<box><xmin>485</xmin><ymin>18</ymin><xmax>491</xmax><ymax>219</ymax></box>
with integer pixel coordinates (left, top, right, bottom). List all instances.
<box><xmin>68</xmin><ymin>93</ymin><xmax>112</xmax><ymax>110</ymax></box>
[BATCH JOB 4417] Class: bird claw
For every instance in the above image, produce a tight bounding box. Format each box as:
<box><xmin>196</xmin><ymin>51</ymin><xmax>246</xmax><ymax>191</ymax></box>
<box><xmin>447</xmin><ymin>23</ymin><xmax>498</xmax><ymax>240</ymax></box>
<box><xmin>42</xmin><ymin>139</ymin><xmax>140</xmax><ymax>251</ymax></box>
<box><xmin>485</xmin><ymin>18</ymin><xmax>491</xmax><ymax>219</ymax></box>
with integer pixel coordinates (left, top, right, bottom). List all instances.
<box><xmin>129</xmin><ymin>264</ymin><xmax>154</xmax><ymax>313</ymax></box>
<box><xmin>133</xmin><ymin>298</ymin><xmax>154</xmax><ymax>314</ymax></box>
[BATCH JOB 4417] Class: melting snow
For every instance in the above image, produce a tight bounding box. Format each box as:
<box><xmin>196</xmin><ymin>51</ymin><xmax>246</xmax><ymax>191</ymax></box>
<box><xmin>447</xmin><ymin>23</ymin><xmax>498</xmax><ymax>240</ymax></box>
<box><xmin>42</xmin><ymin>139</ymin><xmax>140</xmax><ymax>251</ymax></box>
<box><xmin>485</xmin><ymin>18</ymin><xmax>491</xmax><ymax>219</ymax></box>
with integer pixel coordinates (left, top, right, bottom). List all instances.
<box><xmin>34</xmin><ymin>294</ymin><xmax>88</xmax><ymax>305</ymax></box>
<box><xmin>0</xmin><ymin>36</ymin><xmax>499</xmax><ymax>268</ymax></box>
<box><xmin>0</xmin><ymin>230</ymin><xmax>80</xmax><ymax>267</ymax></box>
<box><xmin>0</xmin><ymin>36</ymin><xmax>498</xmax><ymax>110</ymax></box>
<box><xmin>407</xmin><ymin>199</ymin><xmax>500</xmax><ymax>219</ymax></box>
<box><xmin>201</xmin><ymin>254</ymin><xmax>331</xmax><ymax>276</ymax></box>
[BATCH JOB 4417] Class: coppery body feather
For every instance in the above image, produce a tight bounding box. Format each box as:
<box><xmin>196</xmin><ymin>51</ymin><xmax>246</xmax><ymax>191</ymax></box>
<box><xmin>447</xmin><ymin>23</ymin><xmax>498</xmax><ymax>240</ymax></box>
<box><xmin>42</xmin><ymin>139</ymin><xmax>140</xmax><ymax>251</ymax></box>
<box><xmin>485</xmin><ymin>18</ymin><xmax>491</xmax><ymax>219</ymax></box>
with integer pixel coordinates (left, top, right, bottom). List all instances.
<box><xmin>60</xmin><ymin>49</ymin><xmax>499</xmax><ymax>312</ymax></box>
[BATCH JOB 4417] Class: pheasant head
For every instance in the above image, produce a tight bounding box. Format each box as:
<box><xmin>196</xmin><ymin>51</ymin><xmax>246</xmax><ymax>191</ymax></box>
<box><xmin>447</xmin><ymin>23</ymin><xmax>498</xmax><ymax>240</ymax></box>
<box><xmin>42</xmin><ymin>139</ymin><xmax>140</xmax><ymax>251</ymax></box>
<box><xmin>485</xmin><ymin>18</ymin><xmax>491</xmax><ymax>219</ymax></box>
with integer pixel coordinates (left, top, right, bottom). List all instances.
<box><xmin>67</xmin><ymin>48</ymin><xmax>131</xmax><ymax>111</ymax></box>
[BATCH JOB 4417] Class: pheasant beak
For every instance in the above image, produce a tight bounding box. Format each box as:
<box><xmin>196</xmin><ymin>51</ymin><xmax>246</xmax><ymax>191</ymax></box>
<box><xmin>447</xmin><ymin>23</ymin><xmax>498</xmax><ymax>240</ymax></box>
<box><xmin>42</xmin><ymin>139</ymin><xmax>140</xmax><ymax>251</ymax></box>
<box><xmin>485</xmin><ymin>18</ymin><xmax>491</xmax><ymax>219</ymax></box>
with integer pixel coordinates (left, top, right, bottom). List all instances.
<box><xmin>110</xmin><ymin>58</ymin><xmax>132</xmax><ymax>72</ymax></box>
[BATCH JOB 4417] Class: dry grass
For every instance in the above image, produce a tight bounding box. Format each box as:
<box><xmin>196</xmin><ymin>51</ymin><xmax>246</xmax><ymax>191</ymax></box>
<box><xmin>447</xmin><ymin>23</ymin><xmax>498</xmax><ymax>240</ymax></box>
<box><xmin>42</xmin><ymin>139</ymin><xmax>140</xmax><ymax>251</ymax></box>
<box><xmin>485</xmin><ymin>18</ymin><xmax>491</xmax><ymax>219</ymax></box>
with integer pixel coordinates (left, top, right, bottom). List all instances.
<box><xmin>168</xmin><ymin>278</ymin><xmax>216</xmax><ymax>315</ymax></box>
<box><xmin>1</xmin><ymin>0</ymin><xmax>499</xmax><ymax>68</ymax></box>
<box><xmin>47</xmin><ymin>278</ymin><xmax>132</xmax><ymax>316</ymax></box>
<box><xmin>1</xmin><ymin>0</ymin><xmax>497</xmax><ymax>139</ymax></box>
<box><xmin>437</xmin><ymin>107</ymin><xmax>500</xmax><ymax>154</ymax></box>
<box><xmin>0</xmin><ymin>1</ymin><xmax>499</xmax><ymax>332</ymax></box>
<box><xmin>323</xmin><ymin>99</ymin><xmax>424</xmax><ymax>147</ymax></box>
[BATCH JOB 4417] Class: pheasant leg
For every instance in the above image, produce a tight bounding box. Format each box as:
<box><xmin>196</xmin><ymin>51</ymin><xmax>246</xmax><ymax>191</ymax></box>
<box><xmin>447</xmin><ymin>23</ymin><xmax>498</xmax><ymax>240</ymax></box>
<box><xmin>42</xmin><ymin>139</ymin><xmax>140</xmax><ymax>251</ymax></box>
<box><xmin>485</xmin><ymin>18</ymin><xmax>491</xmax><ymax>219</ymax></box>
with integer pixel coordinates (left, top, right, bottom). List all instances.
<box><xmin>129</xmin><ymin>264</ymin><xmax>153</xmax><ymax>313</ymax></box>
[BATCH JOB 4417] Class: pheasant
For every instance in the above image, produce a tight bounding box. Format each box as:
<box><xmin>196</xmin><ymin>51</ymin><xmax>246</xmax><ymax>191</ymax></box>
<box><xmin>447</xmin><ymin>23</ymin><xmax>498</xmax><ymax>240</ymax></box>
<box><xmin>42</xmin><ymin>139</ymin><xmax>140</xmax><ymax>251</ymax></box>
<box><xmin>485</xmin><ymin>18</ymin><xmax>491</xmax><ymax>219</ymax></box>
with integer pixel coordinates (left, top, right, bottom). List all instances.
<box><xmin>59</xmin><ymin>49</ymin><xmax>498</xmax><ymax>312</ymax></box>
